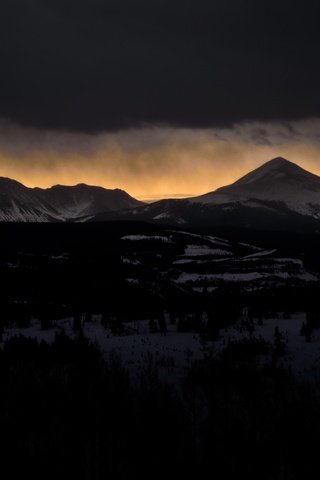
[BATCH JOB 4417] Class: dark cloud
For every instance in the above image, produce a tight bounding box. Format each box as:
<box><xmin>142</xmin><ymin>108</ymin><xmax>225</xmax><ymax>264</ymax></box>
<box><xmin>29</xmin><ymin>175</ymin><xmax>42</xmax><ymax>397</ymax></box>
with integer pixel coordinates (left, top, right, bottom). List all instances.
<box><xmin>1</xmin><ymin>0</ymin><xmax>320</xmax><ymax>132</ymax></box>
<box><xmin>1</xmin><ymin>119</ymin><xmax>320</xmax><ymax>197</ymax></box>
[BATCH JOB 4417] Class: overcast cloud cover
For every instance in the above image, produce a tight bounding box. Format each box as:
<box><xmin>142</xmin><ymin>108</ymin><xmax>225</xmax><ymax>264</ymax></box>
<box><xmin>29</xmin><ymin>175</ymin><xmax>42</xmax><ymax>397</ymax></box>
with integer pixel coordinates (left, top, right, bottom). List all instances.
<box><xmin>1</xmin><ymin>118</ymin><xmax>320</xmax><ymax>198</ymax></box>
<box><xmin>1</xmin><ymin>0</ymin><xmax>320</xmax><ymax>131</ymax></box>
<box><xmin>0</xmin><ymin>0</ymin><xmax>320</xmax><ymax>196</ymax></box>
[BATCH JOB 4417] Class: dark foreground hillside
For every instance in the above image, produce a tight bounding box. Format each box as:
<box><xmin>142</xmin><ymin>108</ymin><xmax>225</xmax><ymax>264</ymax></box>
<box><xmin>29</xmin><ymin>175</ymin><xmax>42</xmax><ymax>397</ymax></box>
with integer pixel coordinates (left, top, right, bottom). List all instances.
<box><xmin>0</xmin><ymin>221</ymin><xmax>319</xmax><ymax>333</ymax></box>
<box><xmin>1</xmin><ymin>221</ymin><xmax>320</xmax><ymax>479</ymax></box>
<box><xmin>1</xmin><ymin>333</ymin><xmax>320</xmax><ymax>480</ymax></box>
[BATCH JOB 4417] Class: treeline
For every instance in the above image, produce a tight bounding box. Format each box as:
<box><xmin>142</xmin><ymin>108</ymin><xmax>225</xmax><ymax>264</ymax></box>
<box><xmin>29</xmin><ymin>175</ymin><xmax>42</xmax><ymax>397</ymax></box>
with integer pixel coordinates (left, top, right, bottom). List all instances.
<box><xmin>0</xmin><ymin>332</ymin><xmax>191</xmax><ymax>480</ymax></box>
<box><xmin>1</xmin><ymin>333</ymin><xmax>320</xmax><ymax>479</ymax></box>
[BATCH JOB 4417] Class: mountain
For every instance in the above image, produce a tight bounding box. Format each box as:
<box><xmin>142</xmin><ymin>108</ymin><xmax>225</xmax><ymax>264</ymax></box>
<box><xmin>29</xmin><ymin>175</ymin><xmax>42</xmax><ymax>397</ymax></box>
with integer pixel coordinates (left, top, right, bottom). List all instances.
<box><xmin>2</xmin><ymin>157</ymin><xmax>320</xmax><ymax>227</ymax></box>
<box><xmin>91</xmin><ymin>157</ymin><xmax>320</xmax><ymax>230</ymax></box>
<box><xmin>35</xmin><ymin>184</ymin><xmax>143</xmax><ymax>220</ymax></box>
<box><xmin>190</xmin><ymin>157</ymin><xmax>320</xmax><ymax>218</ymax></box>
<box><xmin>0</xmin><ymin>178</ymin><xmax>143</xmax><ymax>222</ymax></box>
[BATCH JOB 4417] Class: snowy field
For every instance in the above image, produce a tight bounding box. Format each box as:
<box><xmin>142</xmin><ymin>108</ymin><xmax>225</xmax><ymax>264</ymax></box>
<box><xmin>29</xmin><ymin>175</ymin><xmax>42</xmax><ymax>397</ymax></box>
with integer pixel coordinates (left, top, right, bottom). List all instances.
<box><xmin>218</xmin><ymin>313</ymin><xmax>320</xmax><ymax>380</ymax></box>
<box><xmin>119</xmin><ymin>229</ymin><xmax>319</xmax><ymax>292</ymax></box>
<box><xmin>3</xmin><ymin>312</ymin><xmax>320</xmax><ymax>381</ymax></box>
<box><xmin>1</xmin><ymin>317</ymin><xmax>205</xmax><ymax>382</ymax></box>
<box><xmin>174</xmin><ymin>271</ymin><xmax>318</xmax><ymax>283</ymax></box>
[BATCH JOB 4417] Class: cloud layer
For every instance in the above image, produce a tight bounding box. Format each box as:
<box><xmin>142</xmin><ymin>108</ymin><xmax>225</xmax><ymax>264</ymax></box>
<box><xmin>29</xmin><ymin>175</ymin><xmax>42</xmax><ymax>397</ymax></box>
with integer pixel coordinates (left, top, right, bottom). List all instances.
<box><xmin>1</xmin><ymin>0</ymin><xmax>320</xmax><ymax>131</ymax></box>
<box><xmin>1</xmin><ymin>119</ymin><xmax>320</xmax><ymax>198</ymax></box>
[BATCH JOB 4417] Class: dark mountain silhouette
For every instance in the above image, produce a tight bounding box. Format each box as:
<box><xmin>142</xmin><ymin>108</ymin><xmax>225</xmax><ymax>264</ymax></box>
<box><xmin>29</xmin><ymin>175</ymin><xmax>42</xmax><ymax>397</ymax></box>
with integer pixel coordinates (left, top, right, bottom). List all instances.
<box><xmin>0</xmin><ymin>178</ymin><xmax>143</xmax><ymax>221</ymax></box>
<box><xmin>191</xmin><ymin>157</ymin><xmax>320</xmax><ymax>218</ymax></box>
<box><xmin>1</xmin><ymin>157</ymin><xmax>320</xmax><ymax>228</ymax></box>
<box><xmin>91</xmin><ymin>158</ymin><xmax>320</xmax><ymax>230</ymax></box>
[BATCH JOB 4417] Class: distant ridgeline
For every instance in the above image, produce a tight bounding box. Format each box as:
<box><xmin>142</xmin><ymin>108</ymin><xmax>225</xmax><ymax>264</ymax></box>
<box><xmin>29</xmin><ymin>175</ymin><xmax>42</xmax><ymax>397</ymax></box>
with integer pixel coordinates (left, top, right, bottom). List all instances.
<box><xmin>1</xmin><ymin>157</ymin><xmax>320</xmax><ymax>230</ymax></box>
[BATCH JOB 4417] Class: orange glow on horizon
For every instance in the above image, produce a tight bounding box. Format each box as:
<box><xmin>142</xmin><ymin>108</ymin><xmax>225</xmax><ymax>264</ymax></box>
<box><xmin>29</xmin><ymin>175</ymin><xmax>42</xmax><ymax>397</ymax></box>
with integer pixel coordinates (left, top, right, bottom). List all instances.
<box><xmin>1</xmin><ymin>122</ymin><xmax>320</xmax><ymax>200</ymax></box>
<box><xmin>0</xmin><ymin>151</ymin><xmax>319</xmax><ymax>201</ymax></box>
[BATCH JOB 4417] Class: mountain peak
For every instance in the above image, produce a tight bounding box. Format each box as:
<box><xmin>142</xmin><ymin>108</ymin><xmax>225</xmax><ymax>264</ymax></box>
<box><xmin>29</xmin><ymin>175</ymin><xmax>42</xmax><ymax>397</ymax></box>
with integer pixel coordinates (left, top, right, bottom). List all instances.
<box><xmin>256</xmin><ymin>156</ymin><xmax>299</xmax><ymax>171</ymax></box>
<box><xmin>261</xmin><ymin>156</ymin><xmax>301</xmax><ymax>170</ymax></box>
<box><xmin>0</xmin><ymin>176</ymin><xmax>28</xmax><ymax>192</ymax></box>
<box><xmin>267</xmin><ymin>156</ymin><xmax>290</xmax><ymax>164</ymax></box>
<box><xmin>190</xmin><ymin>156</ymin><xmax>320</xmax><ymax>221</ymax></box>
<box><xmin>0</xmin><ymin>177</ymin><xmax>143</xmax><ymax>221</ymax></box>
<box><xmin>232</xmin><ymin>157</ymin><xmax>317</xmax><ymax>187</ymax></box>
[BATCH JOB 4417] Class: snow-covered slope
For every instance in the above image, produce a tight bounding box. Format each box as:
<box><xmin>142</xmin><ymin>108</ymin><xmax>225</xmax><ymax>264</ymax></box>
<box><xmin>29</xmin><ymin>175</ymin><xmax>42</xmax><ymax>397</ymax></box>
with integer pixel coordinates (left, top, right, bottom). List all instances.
<box><xmin>0</xmin><ymin>178</ymin><xmax>143</xmax><ymax>222</ymax></box>
<box><xmin>120</xmin><ymin>229</ymin><xmax>318</xmax><ymax>291</ymax></box>
<box><xmin>89</xmin><ymin>157</ymin><xmax>320</xmax><ymax>230</ymax></box>
<box><xmin>36</xmin><ymin>184</ymin><xmax>143</xmax><ymax>220</ymax></box>
<box><xmin>190</xmin><ymin>157</ymin><xmax>320</xmax><ymax>218</ymax></box>
<box><xmin>2</xmin><ymin>157</ymin><xmax>320</xmax><ymax>225</ymax></box>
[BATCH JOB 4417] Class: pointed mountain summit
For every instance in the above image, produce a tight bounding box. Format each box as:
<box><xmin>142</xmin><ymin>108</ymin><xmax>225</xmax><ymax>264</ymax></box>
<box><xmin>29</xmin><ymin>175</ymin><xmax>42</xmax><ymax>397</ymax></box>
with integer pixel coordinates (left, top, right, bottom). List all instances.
<box><xmin>1</xmin><ymin>157</ymin><xmax>320</xmax><ymax>225</ymax></box>
<box><xmin>191</xmin><ymin>157</ymin><xmax>320</xmax><ymax>218</ymax></box>
<box><xmin>90</xmin><ymin>157</ymin><xmax>320</xmax><ymax>228</ymax></box>
<box><xmin>232</xmin><ymin>157</ymin><xmax>320</xmax><ymax>187</ymax></box>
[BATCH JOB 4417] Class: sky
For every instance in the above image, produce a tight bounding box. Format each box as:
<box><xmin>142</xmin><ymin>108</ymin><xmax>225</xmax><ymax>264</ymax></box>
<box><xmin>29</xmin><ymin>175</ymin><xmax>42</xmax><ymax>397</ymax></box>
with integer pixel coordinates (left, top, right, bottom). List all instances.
<box><xmin>1</xmin><ymin>0</ymin><xmax>320</xmax><ymax>199</ymax></box>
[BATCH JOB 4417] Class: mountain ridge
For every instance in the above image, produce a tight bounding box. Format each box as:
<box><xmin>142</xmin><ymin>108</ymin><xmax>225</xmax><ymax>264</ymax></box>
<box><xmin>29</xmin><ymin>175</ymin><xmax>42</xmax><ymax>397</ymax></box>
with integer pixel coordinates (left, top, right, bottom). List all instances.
<box><xmin>0</xmin><ymin>178</ymin><xmax>143</xmax><ymax>222</ymax></box>
<box><xmin>188</xmin><ymin>157</ymin><xmax>320</xmax><ymax>219</ymax></box>
<box><xmin>88</xmin><ymin>157</ymin><xmax>320</xmax><ymax>230</ymax></box>
<box><xmin>1</xmin><ymin>157</ymin><xmax>320</xmax><ymax>227</ymax></box>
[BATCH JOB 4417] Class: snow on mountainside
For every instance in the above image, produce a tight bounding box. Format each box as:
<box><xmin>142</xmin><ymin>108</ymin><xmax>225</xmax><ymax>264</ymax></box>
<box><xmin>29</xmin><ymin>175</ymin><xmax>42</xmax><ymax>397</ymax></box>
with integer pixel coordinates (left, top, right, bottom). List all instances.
<box><xmin>1</xmin><ymin>157</ymin><xmax>320</xmax><ymax>225</ymax></box>
<box><xmin>0</xmin><ymin>178</ymin><xmax>143</xmax><ymax>222</ymax></box>
<box><xmin>190</xmin><ymin>157</ymin><xmax>320</xmax><ymax>218</ymax></box>
<box><xmin>89</xmin><ymin>157</ymin><xmax>320</xmax><ymax>230</ymax></box>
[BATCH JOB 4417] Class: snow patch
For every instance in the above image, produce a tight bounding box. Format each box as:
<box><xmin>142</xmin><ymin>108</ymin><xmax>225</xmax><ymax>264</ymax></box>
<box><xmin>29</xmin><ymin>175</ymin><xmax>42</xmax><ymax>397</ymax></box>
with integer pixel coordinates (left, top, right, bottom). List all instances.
<box><xmin>183</xmin><ymin>245</ymin><xmax>231</xmax><ymax>257</ymax></box>
<box><xmin>121</xmin><ymin>235</ymin><xmax>173</xmax><ymax>243</ymax></box>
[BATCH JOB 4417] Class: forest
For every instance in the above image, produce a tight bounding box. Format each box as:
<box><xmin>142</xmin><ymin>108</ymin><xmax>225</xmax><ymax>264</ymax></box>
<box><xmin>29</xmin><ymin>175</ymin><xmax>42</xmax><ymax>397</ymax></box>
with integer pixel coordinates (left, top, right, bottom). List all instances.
<box><xmin>0</xmin><ymin>331</ymin><xmax>319</xmax><ymax>479</ymax></box>
<box><xmin>1</xmin><ymin>221</ymin><xmax>320</xmax><ymax>478</ymax></box>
